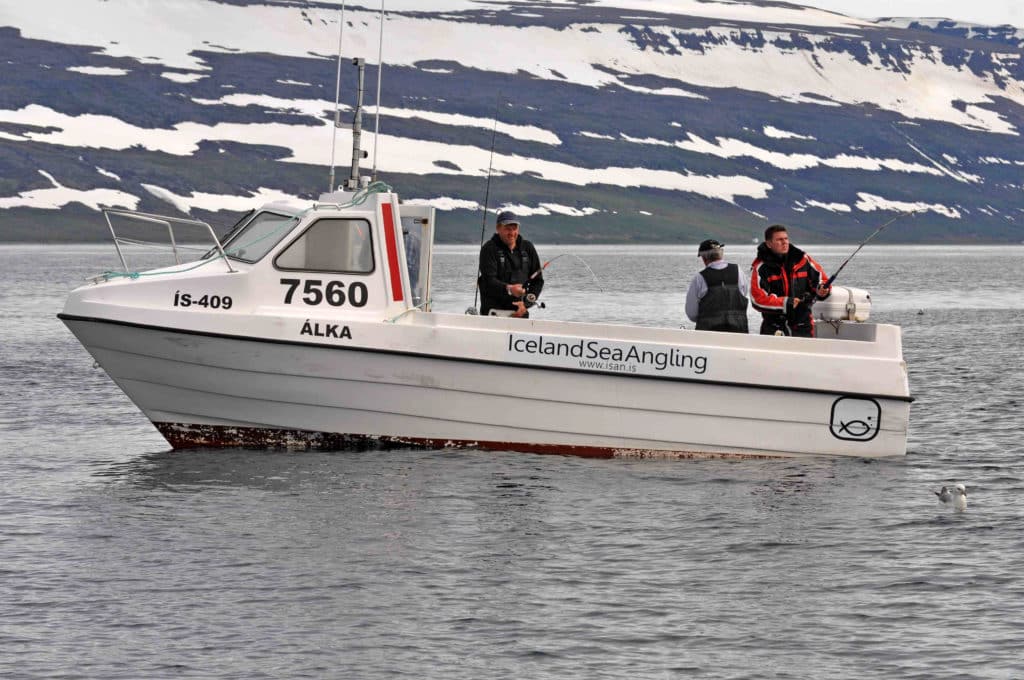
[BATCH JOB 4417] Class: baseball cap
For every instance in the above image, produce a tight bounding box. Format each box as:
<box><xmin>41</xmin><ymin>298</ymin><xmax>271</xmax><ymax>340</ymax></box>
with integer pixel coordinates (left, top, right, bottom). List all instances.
<box><xmin>496</xmin><ymin>210</ymin><xmax>520</xmax><ymax>227</ymax></box>
<box><xmin>698</xmin><ymin>239</ymin><xmax>724</xmax><ymax>255</ymax></box>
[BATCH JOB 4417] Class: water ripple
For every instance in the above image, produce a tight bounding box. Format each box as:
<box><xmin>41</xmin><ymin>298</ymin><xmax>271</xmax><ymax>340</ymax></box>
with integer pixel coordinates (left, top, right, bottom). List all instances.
<box><xmin>3</xmin><ymin>245</ymin><xmax>1024</xmax><ymax>678</ymax></box>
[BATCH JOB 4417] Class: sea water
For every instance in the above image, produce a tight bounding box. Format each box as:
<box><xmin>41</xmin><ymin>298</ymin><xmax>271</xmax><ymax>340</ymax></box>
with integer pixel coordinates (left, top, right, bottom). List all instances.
<box><xmin>1</xmin><ymin>244</ymin><xmax>1023</xmax><ymax>678</ymax></box>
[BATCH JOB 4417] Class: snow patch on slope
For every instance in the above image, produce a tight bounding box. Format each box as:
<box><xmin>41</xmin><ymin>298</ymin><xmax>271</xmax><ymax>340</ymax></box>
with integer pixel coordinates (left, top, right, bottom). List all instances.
<box><xmin>162</xmin><ymin>72</ymin><xmax>207</xmax><ymax>84</ymax></box>
<box><xmin>67</xmin><ymin>66</ymin><xmax>129</xmax><ymax>76</ymax></box>
<box><xmin>669</xmin><ymin>133</ymin><xmax>945</xmax><ymax>176</ymax></box>
<box><xmin>763</xmin><ymin>125</ymin><xmax>815</xmax><ymax>140</ymax></box>
<box><xmin>0</xmin><ymin>170</ymin><xmax>138</xmax><ymax>211</ymax></box>
<box><xmin>855</xmin><ymin>192</ymin><xmax>960</xmax><ymax>218</ymax></box>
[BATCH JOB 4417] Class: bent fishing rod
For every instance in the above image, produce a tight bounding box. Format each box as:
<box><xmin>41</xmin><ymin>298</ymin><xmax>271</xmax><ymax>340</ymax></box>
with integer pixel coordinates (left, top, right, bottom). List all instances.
<box><xmin>827</xmin><ymin>210</ymin><xmax>916</xmax><ymax>288</ymax></box>
<box><xmin>797</xmin><ymin>210</ymin><xmax>914</xmax><ymax>306</ymax></box>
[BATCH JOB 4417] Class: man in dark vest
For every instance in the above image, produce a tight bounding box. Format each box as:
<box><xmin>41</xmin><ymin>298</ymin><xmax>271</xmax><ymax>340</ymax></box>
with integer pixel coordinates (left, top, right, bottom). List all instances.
<box><xmin>478</xmin><ymin>210</ymin><xmax>544</xmax><ymax>317</ymax></box>
<box><xmin>684</xmin><ymin>239</ymin><xmax>749</xmax><ymax>333</ymax></box>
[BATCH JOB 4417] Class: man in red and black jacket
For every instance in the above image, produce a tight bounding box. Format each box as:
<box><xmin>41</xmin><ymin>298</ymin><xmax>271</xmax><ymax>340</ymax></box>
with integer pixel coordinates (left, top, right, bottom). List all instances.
<box><xmin>750</xmin><ymin>224</ymin><xmax>830</xmax><ymax>337</ymax></box>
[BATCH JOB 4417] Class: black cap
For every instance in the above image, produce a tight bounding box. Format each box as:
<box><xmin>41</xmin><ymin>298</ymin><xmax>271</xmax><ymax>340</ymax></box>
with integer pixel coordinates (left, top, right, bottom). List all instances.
<box><xmin>496</xmin><ymin>210</ymin><xmax>520</xmax><ymax>227</ymax></box>
<box><xmin>698</xmin><ymin>239</ymin><xmax>724</xmax><ymax>255</ymax></box>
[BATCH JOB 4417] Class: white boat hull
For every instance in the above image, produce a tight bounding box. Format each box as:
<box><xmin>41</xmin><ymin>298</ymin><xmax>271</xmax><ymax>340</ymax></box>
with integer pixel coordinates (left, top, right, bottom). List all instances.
<box><xmin>61</xmin><ymin>315</ymin><xmax>911</xmax><ymax>459</ymax></box>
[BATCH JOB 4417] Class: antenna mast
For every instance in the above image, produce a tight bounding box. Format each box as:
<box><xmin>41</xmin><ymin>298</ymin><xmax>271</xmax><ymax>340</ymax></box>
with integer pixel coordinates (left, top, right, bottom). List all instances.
<box><xmin>346</xmin><ymin>58</ymin><xmax>368</xmax><ymax>190</ymax></box>
<box><xmin>327</xmin><ymin>1</ymin><xmax>347</xmax><ymax>194</ymax></box>
<box><xmin>371</xmin><ymin>0</ymin><xmax>385</xmax><ymax>180</ymax></box>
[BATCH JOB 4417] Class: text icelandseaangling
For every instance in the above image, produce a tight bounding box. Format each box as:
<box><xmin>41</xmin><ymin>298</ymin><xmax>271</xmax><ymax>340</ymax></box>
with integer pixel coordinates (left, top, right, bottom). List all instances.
<box><xmin>507</xmin><ymin>333</ymin><xmax>708</xmax><ymax>374</ymax></box>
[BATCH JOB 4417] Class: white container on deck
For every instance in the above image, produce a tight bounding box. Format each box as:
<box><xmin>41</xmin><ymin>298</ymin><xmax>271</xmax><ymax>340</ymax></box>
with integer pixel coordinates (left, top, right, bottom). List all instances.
<box><xmin>816</xmin><ymin>286</ymin><xmax>871</xmax><ymax>322</ymax></box>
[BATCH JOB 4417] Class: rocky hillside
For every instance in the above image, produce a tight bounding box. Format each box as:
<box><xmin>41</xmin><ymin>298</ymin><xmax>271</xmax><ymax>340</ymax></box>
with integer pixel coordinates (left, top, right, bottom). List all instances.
<box><xmin>1</xmin><ymin>0</ymin><xmax>1023</xmax><ymax>243</ymax></box>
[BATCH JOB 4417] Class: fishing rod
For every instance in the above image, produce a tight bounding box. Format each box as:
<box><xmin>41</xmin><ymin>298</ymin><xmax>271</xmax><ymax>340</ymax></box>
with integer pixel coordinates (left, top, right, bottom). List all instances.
<box><xmin>467</xmin><ymin>92</ymin><xmax>503</xmax><ymax>315</ymax></box>
<box><xmin>827</xmin><ymin>210</ymin><xmax>915</xmax><ymax>288</ymax></box>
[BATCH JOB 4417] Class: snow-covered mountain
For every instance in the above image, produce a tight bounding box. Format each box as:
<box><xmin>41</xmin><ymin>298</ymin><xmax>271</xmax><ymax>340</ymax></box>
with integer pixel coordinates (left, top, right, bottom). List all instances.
<box><xmin>2</xmin><ymin>0</ymin><xmax>1023</xmax><ymax>243</ymax></box>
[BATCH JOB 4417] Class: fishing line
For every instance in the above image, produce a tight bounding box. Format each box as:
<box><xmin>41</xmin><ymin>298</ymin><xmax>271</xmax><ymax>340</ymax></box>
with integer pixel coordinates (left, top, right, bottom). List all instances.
<box><xmin>530</xmin><ymin>253</ymin><xmax>605</xmax><ymax>293</ymax></box>
<box><xmin>890</xmin><ymin>122</ymin><xmax>970</xmax><ymax>185</ymax></box>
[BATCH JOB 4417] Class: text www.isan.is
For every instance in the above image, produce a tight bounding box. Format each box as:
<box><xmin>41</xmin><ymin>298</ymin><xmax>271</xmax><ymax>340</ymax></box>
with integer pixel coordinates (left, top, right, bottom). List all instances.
<box><xmin>577</xmin><ymin>359</ymin><xmax>638</xmax><ymax>373</ymax></box>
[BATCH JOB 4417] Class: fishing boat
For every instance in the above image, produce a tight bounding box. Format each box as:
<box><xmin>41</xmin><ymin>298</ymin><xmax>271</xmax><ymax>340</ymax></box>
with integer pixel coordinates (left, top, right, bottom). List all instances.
<box><xmin>58</xmin><ymin>63</ymin><xmax>911</xmax><ymax>460</ymax></box>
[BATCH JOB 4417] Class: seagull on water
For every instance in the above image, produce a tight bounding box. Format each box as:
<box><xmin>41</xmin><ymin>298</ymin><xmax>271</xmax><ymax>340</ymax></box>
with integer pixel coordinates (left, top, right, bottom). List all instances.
<box><xmin>934</xmin><ymin>484</ymin><xmax>967</xmax><ymax>512</ymax></box>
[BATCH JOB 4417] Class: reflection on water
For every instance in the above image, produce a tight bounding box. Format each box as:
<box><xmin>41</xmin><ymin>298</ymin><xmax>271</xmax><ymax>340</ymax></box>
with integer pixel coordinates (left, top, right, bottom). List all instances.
<box><xmin>95</xmin><ymin>448</ymin><xmax>318</xmax><ymax>492</ymax></box>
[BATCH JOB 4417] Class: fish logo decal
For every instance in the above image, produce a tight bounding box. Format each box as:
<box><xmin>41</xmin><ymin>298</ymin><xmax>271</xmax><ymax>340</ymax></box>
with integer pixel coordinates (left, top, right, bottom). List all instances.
<box><xmin>830</xmin><ymin>397</ymin><xmax>881</xmax><ymax>442</ymax></box>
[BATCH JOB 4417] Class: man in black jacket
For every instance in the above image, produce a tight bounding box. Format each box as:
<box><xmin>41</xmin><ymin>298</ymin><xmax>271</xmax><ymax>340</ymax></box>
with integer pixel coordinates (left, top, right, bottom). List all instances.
<box><xmin>478</xmin><ymin>211</ymin><xmax>544</xmax><ymax>317</ymax></box>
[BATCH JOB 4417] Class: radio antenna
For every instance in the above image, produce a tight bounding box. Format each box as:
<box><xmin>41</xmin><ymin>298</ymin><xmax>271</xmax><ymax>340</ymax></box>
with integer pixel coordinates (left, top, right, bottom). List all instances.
<box><xmin>371</xmin><ymin>0</ymin><xmax>385</xmax><ymax>180</ymax></box>
<box><xmin>346</xmin><ymin>58</ymin><xmax>367</xmax><ymax>190</ymax></box>
<box><xmin>327</xmin><ymin>0</ymin><xmax>347</xmax><ymax>194</ymax></box>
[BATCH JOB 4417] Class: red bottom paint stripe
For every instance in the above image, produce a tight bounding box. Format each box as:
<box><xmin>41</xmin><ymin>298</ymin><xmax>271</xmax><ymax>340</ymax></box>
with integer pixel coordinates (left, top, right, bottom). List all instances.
<box><xmin>153</xmin><ymin>423</ymin><xmax>776</xmax><ymax>460</ymax></box>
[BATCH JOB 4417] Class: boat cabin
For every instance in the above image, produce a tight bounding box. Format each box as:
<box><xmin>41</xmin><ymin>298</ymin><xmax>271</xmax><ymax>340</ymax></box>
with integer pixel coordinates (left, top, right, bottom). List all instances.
<box><xmin>101</xmin><ymin>185</ymin><xmax>433</xmax><ymax>323</ymax></box>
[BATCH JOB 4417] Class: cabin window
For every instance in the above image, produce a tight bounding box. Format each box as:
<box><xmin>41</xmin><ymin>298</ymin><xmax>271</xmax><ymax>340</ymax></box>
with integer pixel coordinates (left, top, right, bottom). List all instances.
<box><xmin>219</xmin><ymin>211</ymin><xmax>298</xmax><ymax>263</ymax></box>
<box><xmin>274</xmin><ymin>218</ymin><xmax>374</xmax><ymax>273</ymax></box>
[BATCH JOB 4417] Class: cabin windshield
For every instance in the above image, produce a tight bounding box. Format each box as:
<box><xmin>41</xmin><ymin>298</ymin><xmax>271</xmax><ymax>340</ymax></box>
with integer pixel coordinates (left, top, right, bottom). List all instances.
<box><xmin>274</xmin><ymin>218</ymin><xmax>374</xmax><ymax>273</ymax></box>
<box><xmin>214</xmin><ymin>211</ymin><xmax>299</xmax><ymax>263</ymax></box>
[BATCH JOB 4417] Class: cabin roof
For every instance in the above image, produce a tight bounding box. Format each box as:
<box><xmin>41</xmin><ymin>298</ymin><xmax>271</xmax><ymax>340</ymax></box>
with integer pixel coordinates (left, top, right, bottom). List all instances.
<box><xmin>260</xmin><ymin>199</ymin><xmax>310</xmax><ymax>216</ymax></box>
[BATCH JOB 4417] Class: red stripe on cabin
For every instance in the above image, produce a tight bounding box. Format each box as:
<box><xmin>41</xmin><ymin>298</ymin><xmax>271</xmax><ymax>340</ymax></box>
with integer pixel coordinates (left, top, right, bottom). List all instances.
<box><xmin>381</xmin><ymin>202</ymin><xmax>404</xmax><ymax>302</ymax></box>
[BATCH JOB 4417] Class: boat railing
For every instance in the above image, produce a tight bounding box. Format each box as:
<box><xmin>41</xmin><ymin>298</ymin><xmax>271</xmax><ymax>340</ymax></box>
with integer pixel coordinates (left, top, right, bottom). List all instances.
<box><xmin>102</xmin><ymin>208</ymin><xmax>236</xmax><ymax>275</ymax></box>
